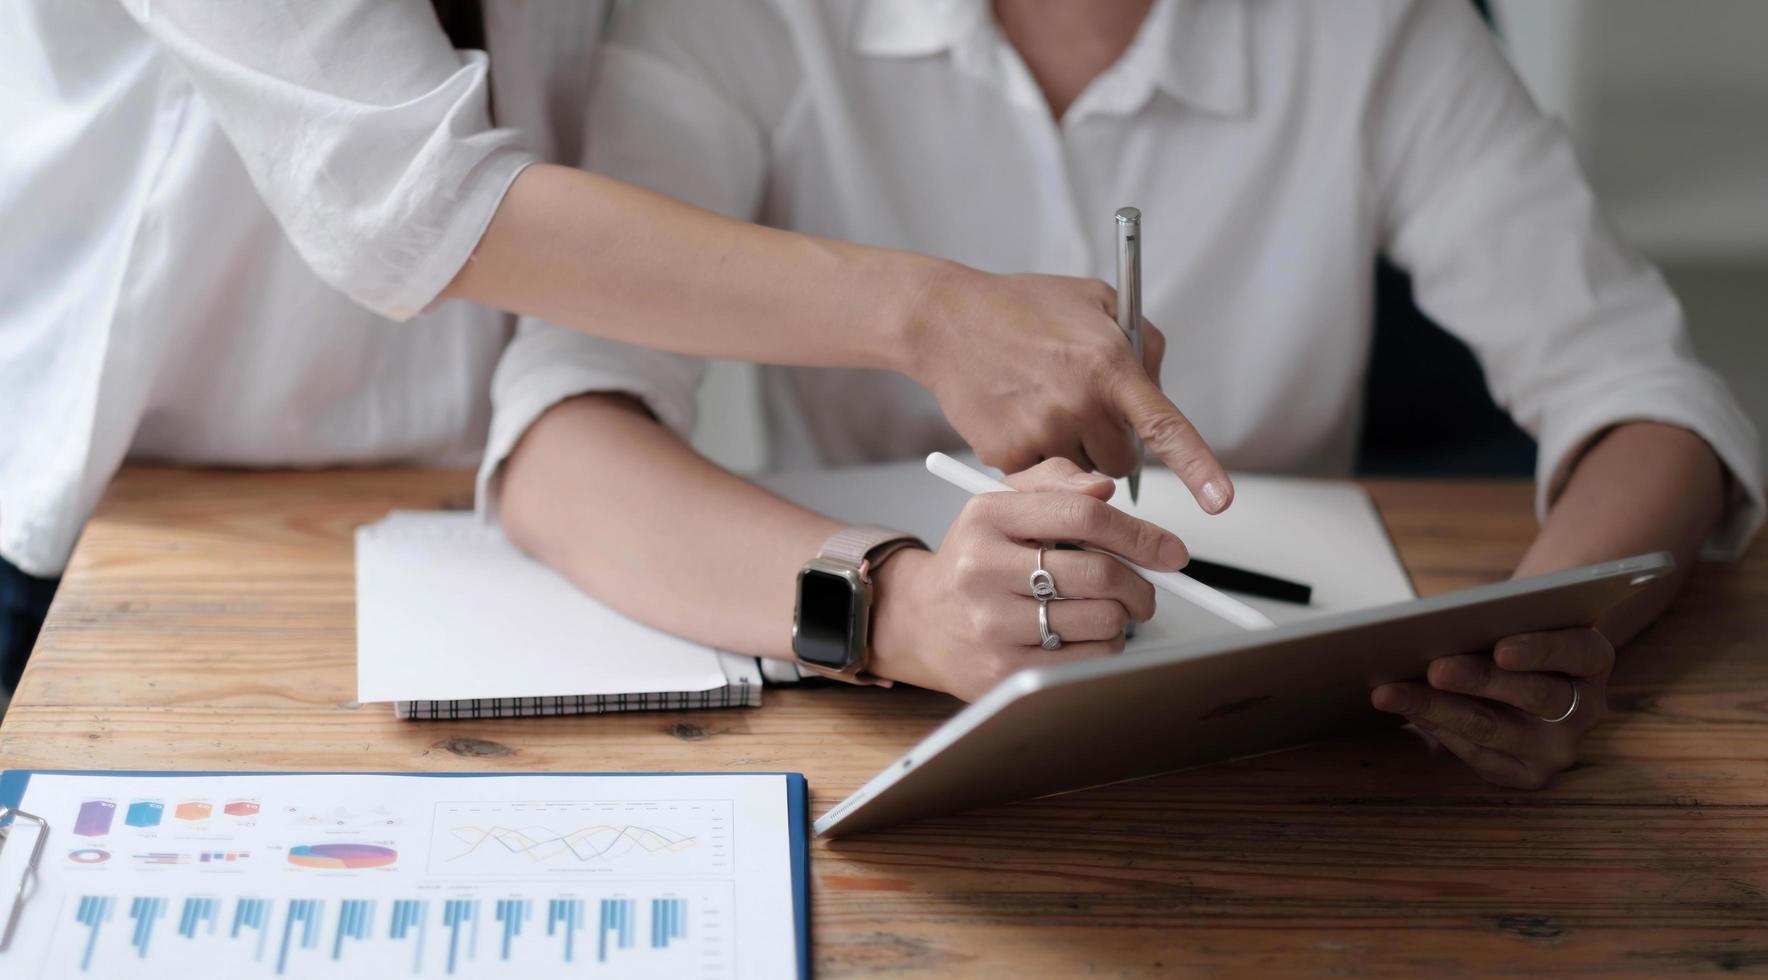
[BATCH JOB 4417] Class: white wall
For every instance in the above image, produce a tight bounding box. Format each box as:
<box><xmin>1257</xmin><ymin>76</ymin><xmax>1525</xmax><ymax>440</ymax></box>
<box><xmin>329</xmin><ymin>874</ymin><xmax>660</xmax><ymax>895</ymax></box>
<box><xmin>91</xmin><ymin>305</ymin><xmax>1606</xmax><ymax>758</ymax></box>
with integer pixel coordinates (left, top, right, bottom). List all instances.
<box><xmin>1493</xmin><ymin>0</ymin><xmax>1768</xmax><ymax>466</ymax></box>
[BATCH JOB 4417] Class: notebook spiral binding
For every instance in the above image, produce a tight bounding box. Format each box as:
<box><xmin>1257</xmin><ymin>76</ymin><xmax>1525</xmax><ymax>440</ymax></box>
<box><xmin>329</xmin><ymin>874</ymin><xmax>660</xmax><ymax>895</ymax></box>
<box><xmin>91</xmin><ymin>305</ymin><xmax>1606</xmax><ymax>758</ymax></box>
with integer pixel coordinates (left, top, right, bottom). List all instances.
<box><xmin>395</xmin><ymin>675</ymin><xmax>761</xmax><ymax>720</ymax></box>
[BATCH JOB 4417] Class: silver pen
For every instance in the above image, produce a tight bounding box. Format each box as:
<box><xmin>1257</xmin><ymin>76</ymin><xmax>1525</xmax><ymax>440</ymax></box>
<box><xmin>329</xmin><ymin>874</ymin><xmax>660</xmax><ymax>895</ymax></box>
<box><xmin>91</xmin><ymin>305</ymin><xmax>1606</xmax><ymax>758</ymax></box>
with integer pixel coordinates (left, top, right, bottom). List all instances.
<box><xmin>1114</xmin><ymin>206</ymin><xmax>1145</xmax><ymax>505</ymax></box>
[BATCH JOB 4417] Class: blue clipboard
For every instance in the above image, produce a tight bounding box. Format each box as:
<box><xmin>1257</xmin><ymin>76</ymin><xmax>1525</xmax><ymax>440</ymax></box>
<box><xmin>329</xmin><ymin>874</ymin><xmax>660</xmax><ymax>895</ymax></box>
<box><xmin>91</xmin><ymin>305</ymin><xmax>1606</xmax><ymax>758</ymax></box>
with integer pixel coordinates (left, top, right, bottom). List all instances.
<box><xmin>0</xmin><ymin>768</ymin><xmax>811</xmax><ymax>979</ymax></box>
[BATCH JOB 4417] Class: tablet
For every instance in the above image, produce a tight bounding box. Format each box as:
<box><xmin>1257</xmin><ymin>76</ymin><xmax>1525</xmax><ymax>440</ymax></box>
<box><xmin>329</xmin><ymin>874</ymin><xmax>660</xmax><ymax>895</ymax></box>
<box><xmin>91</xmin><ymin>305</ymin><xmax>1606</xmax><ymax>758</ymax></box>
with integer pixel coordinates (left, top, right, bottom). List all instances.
<box><xmin>815</xmin><ymin>552</ymin><xmax>1674</xmax><ymax>837</ymax></box>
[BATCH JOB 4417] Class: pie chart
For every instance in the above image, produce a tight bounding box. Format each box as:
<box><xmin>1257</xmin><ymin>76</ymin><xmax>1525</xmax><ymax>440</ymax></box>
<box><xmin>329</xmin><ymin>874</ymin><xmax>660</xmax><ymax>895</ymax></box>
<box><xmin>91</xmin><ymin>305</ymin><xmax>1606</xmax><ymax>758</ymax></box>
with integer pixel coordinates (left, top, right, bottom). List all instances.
<box><xmin>286</xmin><ymin>844</ymin><xmax>397</xmax><ymax>870</ymax></box>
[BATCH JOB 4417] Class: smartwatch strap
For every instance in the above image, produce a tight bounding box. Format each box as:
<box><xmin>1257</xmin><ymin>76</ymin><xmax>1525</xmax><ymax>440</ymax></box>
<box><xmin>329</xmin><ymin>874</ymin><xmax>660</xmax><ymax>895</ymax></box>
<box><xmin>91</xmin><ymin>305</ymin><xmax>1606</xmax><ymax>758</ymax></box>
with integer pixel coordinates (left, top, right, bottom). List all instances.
<box><xmin>804</xmin><ymin>526</ymin><xmax>926</xmax><ymax>687</ymax></box>
<box><xmin>819</xmin><ymin>525</ymin><xmax>925</xmax><ymax>581</ymax></box>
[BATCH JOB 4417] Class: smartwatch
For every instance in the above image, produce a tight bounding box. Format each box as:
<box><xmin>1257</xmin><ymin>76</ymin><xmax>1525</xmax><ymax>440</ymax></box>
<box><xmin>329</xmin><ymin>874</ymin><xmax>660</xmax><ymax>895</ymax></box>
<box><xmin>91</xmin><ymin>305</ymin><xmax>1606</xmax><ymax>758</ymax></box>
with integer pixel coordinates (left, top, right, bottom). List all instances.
<box><xmin>792</xmin><ymin>526</ymin><xmax>926</xmax><ymax>685</ymax></box>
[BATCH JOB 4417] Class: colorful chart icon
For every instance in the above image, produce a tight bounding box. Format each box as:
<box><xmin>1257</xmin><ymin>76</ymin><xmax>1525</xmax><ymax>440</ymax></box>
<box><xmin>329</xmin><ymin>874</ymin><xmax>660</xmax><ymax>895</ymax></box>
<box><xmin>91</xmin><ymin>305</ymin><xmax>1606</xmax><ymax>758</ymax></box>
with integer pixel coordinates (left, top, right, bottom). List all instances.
<box><xmin>67</xmin><ymin>848</ymin><xmax>110</xmax><ymax>864</ymax></box>
<box><xmin>174</xmin><ymin>801</ymin><xmax>212</xmax><ymax>821</ymax></box>
<box><xmin>125</xmin><ymin>801</ymin><xmax>164</xmax><ymax>828</ymax></box>
<box><xmin>199</xmin><ymin>851</ymin><xmax>250</xmax><ymax>863</ymax></box>
<box><xmin>223</xmin><ymin>800</ymin><xmax>260</xmax><ymax>818</ymax></box>
<box><xmin>74</xmin><ymin>800</ymin><xmax>116</xmax><ymax>837</ymax></box>
<box><xmin>287</xmin><ymin>844</ymin><xmax>398</xmax><ymax>870</ymax></box>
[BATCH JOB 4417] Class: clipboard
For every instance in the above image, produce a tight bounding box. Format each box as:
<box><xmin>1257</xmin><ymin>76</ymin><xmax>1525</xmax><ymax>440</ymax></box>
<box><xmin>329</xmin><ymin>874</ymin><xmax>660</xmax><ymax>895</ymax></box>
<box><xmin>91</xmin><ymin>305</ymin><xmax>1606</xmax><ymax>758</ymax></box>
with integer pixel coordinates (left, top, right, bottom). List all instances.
<box><xmin>0</xmin><ymin>802</ymin><xmax>46</xmax><ymax>950</ymax></box>
<box><xmin>0</xmin><ymin>769</ymin><xmax>810</xmax><ymax>978</ymax></box>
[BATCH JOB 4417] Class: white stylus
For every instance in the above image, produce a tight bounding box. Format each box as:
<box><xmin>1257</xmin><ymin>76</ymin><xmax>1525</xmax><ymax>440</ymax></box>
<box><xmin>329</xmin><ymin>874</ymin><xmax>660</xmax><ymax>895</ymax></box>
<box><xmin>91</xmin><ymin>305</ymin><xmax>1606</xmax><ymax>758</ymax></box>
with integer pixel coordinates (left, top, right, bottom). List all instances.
<box><xmin>925</xmin><ymin>453</ymin><xmax>1277</xmax><ymax>631</ymax></box>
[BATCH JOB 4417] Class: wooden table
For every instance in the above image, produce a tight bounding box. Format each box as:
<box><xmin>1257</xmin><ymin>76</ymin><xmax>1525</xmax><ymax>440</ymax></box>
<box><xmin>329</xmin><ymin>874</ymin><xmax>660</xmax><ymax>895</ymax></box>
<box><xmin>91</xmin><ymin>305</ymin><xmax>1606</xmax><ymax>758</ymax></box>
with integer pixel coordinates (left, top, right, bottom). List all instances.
<box><xmin>3</xmin><ymin>468</ymin><xmax>1765</xmax><ymax>977</ymax></box>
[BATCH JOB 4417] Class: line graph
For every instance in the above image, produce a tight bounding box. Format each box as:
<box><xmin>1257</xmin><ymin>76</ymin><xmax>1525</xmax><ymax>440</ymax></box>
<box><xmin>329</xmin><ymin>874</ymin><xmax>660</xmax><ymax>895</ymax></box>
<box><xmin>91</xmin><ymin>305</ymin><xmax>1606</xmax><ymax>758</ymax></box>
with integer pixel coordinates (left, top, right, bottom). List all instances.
<box><xmin>447</xmin><ymin>823</ymin><xmax>696</xmax><ymax>863</ymax></box>
<box><xmin>428</xmin><ymin>801</ymin><xmax>731</xmax><ymax>878</ymax></box>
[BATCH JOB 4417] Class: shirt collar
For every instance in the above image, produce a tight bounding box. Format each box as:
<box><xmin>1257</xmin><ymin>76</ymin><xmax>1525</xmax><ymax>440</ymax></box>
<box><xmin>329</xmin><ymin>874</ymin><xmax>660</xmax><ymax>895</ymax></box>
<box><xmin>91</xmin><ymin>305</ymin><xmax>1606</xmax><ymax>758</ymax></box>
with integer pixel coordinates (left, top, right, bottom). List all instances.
<box><xmin>852</xmin><ymin>0</ymin><xmax>990</xmax><ymax>58</ymax></box>
<box><xmin>853</xmin><ymin>0</ymin><xmax>1252</xmax><ymax>119</ymax></box>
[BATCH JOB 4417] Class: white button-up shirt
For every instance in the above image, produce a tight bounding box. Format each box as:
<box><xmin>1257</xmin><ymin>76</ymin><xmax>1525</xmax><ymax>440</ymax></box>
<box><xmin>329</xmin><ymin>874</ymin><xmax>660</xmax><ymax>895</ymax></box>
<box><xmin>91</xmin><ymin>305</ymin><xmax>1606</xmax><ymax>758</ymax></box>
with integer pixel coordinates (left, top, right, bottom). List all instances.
<box><xmin>484</xmin><ymin>0</ymin><xmax>1762</xmax><ymax>556</ymax></box>
<box><xmin>0</xmin><ymin>0</ymin><xmax>603</xmax><ymax>576</ymax></box>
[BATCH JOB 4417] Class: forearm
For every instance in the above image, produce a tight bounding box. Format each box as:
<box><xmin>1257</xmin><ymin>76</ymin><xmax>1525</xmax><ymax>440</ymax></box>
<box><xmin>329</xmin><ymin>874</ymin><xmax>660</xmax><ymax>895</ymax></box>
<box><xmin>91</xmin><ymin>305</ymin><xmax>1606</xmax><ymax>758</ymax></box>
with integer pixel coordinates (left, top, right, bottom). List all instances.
<box><xmin>1517</xmin><ymin>421</ymin><xmax>1726</xmax><ymax>645</ymax></box>
<box><xmin>499</xmin><ymin>393</ymin><xmax>842</xmax><ymax>659</ymax></box>
<box><xmin>447</xmin><ymin>164</ymin><xmax>941</xmax><ymax>373</ymax></box>
<box><xmin>499</xmin><ymin>393</ymin><xmax>1201</xmax><ymax>700</ymax></box>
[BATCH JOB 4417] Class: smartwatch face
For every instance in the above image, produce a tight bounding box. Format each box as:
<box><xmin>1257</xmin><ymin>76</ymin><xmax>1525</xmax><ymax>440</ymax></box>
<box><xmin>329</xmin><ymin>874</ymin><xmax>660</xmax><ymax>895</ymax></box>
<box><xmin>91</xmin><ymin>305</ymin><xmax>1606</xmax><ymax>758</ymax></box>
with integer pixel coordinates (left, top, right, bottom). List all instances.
<box><xmin>795</xmin><ymin>566</ymin><xmax>860</xmax><ymax>668</ymax></box>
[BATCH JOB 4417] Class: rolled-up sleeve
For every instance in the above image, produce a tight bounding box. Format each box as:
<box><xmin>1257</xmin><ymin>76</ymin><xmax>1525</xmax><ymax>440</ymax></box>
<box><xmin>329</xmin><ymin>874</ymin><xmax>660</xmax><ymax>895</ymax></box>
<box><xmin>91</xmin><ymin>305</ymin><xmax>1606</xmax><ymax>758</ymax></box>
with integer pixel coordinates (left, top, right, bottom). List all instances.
<box><xmin>1371</xmin><ymin>0</ymin><xmax>1763</xmax><ymax>557</ymax></box>
<box><xmin>476</xmin><ymin>321</ymin><xmax>708</xmax><ymax>520</ymax></box>
<box><xmin>117</xmin><ymin>0</ymin><xmax>534</xmax><ymax>319</ymax></box>
<box><xmin>476</xmin><ymin>3</ymin><xmax>783</xmax><ymax>518</ymax></box>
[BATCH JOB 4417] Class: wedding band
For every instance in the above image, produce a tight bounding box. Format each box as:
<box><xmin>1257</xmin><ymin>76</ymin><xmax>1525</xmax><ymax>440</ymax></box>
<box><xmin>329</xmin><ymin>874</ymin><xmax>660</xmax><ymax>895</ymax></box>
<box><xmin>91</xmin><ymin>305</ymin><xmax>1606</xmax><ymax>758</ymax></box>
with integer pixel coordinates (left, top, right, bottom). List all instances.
<box><xmin>1030</xmin><ymin>546</ymin><xmax>1062</xmax><ymax>601</ymax></box>
<box><xmin>1540</xmin><ymin>679</ymin><xmax>1579</xmax><ymax>724</ymax></box>
<box><xmin>1037</xmin><ymin>599</ymin><xmax>1063</xmax><ymax>650</ymax></box>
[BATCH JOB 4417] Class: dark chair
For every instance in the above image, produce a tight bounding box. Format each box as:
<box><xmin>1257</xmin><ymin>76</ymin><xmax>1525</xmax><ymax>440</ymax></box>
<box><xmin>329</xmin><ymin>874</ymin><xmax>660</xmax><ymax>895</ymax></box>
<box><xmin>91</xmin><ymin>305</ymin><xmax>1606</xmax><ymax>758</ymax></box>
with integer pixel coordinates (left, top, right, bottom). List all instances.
<box><xmin>1355</xmin><ymin>0</ymin><xmax>1536</xmax><ymax>479</ymax></box>
<box><xmin>1356</xmin><ymin>261</ymin><xmax>1537</xmax><ymax>477</ymax></box>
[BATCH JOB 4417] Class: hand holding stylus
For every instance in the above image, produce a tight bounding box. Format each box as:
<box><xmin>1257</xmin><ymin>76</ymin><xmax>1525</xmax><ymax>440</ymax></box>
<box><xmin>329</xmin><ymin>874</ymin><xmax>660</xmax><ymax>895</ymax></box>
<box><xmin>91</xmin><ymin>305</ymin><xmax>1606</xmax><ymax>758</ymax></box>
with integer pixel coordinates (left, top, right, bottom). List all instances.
<box><xmin>866</xmin><ymin>458</ymin><xmax>1188</xmax><ymax>701</ymax></box>
<box><xmin>925</xmin><ymin>453</ymin><xmax>1276</xmax><ymax>631</ymax></box>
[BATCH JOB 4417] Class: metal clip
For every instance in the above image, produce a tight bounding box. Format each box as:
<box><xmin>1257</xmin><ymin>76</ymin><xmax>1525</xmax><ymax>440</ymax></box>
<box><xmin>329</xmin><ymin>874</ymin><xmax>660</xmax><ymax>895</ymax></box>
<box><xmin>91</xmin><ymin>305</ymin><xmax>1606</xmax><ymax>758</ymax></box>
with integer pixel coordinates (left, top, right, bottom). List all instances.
<box><xmin>0</xmin><ymin>806</ymin><xmax>48</xmax><ymax>951</ymax></box>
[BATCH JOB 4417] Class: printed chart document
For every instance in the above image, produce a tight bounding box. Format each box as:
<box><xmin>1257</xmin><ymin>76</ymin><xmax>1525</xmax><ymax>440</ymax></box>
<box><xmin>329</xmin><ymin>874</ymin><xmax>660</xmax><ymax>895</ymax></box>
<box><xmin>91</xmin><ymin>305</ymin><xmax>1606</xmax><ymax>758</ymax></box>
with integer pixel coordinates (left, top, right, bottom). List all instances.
<box><xmin>0</xmin><ymin>771</ymin><xmax>807</xmax><ymax>979</ymax></box>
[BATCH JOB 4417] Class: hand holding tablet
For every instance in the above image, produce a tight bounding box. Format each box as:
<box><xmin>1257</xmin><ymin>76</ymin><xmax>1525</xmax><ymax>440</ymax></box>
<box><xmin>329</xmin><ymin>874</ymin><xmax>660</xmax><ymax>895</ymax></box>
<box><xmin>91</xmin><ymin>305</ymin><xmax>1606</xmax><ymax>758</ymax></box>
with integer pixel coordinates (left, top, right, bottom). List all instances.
<box><xmin>1373</xmin><ymin>625</ymin><xmax>1615</xmax><ymax>789</ymax></box>
<box><xmin>819</xmin><ymin>551</ymin><xmax>1672</xmax><ymax>836</ymax></box>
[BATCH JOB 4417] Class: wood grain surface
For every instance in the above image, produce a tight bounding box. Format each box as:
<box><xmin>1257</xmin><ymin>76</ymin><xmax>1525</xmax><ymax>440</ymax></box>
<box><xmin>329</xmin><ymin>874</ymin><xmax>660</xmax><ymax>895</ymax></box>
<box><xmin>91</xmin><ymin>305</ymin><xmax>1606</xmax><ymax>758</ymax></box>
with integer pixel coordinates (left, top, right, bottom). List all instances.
<box><xmin>3</xmin><ymin>467</ymin><xmax>1765</xmax><ymax>977</ymax></box>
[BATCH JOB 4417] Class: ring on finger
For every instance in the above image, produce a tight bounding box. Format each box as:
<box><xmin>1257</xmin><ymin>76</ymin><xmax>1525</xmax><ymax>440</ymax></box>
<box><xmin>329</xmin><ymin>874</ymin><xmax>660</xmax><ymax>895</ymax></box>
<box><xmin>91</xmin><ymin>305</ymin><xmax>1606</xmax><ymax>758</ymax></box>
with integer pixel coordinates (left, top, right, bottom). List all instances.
<box><xmin>1030</xmin><ymin>545</ymin><xmax>1063</xmax><ymax>601</ymax></box>
<box><xmin>1539</xmin><ymin>678</ymin><xmax>1579</xmax><ymax>724</ymax></box>
<box><xmin>1037</xmin><ymin>599</ymin><xmax>1063</xmax><ymax>650</ymax></box>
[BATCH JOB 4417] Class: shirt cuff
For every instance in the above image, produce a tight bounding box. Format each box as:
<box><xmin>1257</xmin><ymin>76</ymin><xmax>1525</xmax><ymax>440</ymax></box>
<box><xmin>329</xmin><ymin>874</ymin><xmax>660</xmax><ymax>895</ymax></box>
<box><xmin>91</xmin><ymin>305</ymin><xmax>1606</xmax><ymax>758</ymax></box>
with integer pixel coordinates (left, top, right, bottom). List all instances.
<box><xmin>384</xmin><ymin>147</ymin><xmax>536</xmax><ymax>321</ymax></box>
<box><xmin>1536</xmin><ymin>380</ymin><xmax>1765</xmax><ymax>560</ymax></box>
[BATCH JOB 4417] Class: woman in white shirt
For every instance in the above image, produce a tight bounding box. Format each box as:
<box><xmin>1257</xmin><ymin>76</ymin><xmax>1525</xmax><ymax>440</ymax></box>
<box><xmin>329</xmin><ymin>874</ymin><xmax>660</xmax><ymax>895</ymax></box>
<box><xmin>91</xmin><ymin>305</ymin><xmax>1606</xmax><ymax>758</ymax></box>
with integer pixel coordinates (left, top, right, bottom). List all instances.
<box><xmin>487</xmin><ymin>0</ymin><xmax>1762</xmax><ymax>788</ymax></box>
<box><xmin>0</xmin><ymin>0</ymin><xmax>1228</xmax><ymax>691</ymax></box>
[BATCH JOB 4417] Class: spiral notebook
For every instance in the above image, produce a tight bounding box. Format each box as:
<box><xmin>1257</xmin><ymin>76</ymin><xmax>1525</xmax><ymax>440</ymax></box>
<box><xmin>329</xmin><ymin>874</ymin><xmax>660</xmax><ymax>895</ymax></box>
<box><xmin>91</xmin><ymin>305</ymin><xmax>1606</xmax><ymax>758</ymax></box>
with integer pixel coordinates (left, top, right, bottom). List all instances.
<box><xmin>355</xmin><ymin>513</ymin><xmax>762</xmax><ymax>720</ymax></box>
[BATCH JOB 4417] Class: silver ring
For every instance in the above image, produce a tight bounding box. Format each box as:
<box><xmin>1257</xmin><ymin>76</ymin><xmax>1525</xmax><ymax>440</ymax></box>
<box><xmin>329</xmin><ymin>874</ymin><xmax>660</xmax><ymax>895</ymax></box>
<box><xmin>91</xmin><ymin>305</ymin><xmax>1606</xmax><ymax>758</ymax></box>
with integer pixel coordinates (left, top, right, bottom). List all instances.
<box><xmin>1037</xmin><ymin>599</ymin><xmax>1063</xmax><ymax>650</ymax></box>
<box><xmin>1540</xmin><ymin>679</ymin><xmax>1579</xmax><ymax>724</ymax></box>
<box><xmin>1030</xmin><ymin>546</ymin><xmax>1062</xmax><ymax>601</ymax></box>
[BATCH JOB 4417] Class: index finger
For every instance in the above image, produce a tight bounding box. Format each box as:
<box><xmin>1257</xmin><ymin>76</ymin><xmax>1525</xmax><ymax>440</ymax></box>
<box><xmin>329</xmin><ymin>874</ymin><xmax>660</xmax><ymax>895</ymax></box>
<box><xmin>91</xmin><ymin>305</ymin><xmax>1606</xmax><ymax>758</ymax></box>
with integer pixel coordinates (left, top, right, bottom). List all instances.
<box><xmin>1112</xmin><ymin>370</ymin><xmax>1233</xmax><ymax>515</ymax></box>
<box><xmin>972</xmin><ymin>492</ymin><xmax>1188</xmax><ymax>571</ymax></box>
<box><xmin>1493</xmin><ymin>629</ymin><xmax>1615</xmax><ymax>679</ymax></box>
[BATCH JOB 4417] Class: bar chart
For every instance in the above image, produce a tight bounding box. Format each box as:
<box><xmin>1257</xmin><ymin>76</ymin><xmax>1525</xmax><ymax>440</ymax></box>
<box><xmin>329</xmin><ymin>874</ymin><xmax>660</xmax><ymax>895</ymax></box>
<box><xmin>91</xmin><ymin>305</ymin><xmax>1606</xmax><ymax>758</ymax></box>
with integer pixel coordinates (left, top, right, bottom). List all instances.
<box><xmin>49</xmin><ymin>886</ymin><xmax>731</xmax><ymax>977</ymax></box>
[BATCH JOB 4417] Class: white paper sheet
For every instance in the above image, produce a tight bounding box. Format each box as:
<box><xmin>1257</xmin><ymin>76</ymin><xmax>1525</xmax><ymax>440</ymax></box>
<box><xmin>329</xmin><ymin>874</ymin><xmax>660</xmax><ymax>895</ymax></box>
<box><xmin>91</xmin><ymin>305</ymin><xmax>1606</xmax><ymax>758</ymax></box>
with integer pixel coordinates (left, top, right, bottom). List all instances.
<box><xmin>0</xmin><ymin>772</ymin><xmax>798</xmax><ymax>979</ymax></box>
<box><xmin>760</xmin><ymin>457</ymin><xmax>1416</xmax><ymax>653</ymax></box>
<box><xmin>355</xmin><ymin>514</ymin><xmax>729</xmax><ymax>703</ymax></box>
